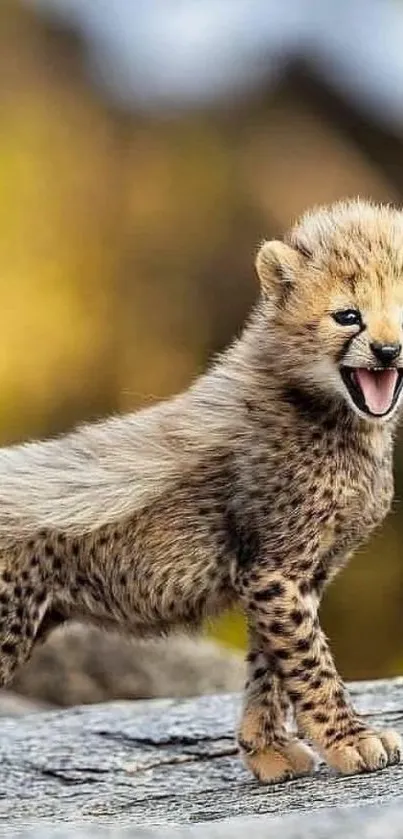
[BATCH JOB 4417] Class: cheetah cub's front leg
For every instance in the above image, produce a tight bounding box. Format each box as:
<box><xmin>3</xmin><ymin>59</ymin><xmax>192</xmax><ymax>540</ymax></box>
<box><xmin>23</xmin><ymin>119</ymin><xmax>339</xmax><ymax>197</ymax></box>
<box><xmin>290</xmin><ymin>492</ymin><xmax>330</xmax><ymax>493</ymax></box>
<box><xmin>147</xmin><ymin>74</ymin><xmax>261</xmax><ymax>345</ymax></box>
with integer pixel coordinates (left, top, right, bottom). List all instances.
<box><xmin>240</xmin><ymin>574</ymin><xmax>402</xmax><ymax>782</ymax></box>
<box><xmin>238</xmin><ymin>633</ymin><xmax>317</xmax><ymax>783</ymax></box>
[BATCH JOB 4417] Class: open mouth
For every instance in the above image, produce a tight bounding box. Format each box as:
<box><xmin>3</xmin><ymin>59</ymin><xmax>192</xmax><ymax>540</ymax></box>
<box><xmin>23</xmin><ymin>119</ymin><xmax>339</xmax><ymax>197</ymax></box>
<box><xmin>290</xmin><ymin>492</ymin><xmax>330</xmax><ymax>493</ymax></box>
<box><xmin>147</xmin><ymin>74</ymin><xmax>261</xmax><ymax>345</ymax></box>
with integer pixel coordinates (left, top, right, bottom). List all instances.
<box><xmin>340</xmin><ymin>366</ymin><xmax>403</xmax><ymax>417</ymax></box>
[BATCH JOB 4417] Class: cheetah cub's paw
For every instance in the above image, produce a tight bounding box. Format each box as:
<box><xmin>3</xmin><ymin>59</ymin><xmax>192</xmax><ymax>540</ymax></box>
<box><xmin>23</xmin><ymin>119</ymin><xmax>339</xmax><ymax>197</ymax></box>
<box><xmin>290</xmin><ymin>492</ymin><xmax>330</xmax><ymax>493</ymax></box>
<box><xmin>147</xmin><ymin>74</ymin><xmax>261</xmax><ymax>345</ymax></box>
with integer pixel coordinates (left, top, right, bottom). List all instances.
<box><xmin>324</xmin><ymin>728</ymin><xmax>402</xmax><ymax>775</ymax></box>
<box><xmin>241</xmin><ymin>739</ymin><xmax>317</xmax><ymax>784</ymax></box>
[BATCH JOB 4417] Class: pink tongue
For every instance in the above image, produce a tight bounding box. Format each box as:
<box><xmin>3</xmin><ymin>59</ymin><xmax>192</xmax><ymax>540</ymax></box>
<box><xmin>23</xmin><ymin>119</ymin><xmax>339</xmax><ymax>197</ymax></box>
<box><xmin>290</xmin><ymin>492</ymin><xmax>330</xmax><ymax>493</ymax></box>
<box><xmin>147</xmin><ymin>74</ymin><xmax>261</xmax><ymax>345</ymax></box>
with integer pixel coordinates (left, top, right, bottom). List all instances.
<box><xmin>355</xmin><ymin>368</ymin><xmax>398</xmax><ymax>415</ymax></box>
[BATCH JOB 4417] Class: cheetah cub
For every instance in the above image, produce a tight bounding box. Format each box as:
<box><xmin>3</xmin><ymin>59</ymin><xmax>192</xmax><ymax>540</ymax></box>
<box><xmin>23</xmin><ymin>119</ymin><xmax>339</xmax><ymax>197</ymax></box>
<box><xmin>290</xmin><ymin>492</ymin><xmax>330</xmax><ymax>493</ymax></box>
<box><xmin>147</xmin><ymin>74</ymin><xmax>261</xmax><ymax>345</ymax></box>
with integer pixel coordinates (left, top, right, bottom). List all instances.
<box><xmin>0</xmin><ymin>199</ymin><xmax>402</xmax><ymax>783</ymax></box>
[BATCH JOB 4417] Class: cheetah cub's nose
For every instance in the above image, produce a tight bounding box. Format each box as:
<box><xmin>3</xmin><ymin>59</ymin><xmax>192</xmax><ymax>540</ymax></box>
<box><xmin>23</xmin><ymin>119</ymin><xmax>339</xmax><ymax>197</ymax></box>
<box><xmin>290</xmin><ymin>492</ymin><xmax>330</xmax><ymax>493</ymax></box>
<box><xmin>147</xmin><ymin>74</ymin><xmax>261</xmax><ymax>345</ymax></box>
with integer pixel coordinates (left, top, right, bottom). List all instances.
<box><xmin>370</xmin><ymin>342</ymin><xmax>401</xmax><ymax>365</ymax></box>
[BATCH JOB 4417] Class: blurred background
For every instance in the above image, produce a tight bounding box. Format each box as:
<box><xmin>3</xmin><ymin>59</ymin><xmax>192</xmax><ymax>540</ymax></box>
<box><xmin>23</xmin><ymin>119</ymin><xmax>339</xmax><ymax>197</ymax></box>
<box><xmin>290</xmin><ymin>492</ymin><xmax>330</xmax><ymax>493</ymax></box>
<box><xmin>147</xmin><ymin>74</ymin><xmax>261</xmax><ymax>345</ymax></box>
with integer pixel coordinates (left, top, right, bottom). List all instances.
<box><xmin>1</xmin><ymin>0</ymin><xmax>403</xmax><ymax>693</ymax></box>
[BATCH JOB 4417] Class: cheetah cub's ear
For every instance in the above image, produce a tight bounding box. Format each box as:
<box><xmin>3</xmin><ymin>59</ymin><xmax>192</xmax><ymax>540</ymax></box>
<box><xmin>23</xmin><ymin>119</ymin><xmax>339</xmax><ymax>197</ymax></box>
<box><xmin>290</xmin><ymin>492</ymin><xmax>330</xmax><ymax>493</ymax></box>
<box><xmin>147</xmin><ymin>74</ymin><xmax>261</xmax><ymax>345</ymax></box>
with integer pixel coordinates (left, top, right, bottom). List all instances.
<box><xmin>255</xmin><ymin>240</ymin><xmax>307</xmax><ymax>305</ymax></box>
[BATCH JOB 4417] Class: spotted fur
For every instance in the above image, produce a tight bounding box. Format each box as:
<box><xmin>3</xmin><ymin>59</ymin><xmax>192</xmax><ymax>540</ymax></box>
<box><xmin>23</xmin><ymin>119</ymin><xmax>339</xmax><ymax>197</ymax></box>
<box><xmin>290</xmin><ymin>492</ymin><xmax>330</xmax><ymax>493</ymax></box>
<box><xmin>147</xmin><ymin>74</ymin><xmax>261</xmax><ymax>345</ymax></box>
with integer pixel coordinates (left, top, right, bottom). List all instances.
<box><xmin>0</xmin><ymin>199</ymin><xmax>402</xmax><ymax>782</ymax></box>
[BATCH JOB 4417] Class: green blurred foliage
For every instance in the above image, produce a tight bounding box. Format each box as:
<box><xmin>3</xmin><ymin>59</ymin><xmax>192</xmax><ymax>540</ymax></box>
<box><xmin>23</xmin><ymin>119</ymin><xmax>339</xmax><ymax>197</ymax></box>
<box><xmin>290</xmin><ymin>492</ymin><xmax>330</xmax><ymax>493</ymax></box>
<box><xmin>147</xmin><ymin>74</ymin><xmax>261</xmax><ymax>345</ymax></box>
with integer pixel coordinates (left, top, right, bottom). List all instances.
<box><xmin>1</xmin><ymin>1</ymin><xmax>403</xmax><ymax>679</ymax></box>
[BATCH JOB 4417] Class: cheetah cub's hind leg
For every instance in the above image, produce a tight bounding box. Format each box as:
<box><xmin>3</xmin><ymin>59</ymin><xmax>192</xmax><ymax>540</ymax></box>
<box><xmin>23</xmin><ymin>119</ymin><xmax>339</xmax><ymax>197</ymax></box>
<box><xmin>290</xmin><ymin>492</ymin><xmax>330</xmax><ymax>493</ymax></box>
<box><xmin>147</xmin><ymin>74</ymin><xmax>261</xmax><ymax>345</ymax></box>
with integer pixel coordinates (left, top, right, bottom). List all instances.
<box><xmin>0</xmin><ymin>548</ymin><xmax>53</xmax><ymax>686</ymax></box>
<box><xmin>238</xmin><ymin>638</ymin><xmax>317</xmax><ymax>783</ymax></box>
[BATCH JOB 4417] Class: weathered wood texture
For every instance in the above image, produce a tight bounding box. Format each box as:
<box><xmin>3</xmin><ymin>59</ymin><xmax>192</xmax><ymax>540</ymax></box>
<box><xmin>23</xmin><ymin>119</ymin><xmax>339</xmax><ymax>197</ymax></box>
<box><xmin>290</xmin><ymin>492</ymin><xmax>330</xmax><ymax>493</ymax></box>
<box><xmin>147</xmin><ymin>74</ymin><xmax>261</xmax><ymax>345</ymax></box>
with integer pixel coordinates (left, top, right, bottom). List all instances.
<box><xmin>1</xmin><ymin>678</ymin><xmax>403</xmax><ymax>836</ymax></box>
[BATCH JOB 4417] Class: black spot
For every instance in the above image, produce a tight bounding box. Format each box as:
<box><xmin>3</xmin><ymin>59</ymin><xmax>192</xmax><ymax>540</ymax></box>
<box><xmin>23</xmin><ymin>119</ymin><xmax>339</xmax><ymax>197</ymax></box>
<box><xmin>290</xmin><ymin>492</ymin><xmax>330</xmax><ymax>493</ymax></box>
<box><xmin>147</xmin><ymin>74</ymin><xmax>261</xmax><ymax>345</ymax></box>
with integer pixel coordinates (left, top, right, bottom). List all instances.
<box><xmin>253</xmin><ymin>667</ymin><xmax>267</xmax><ymax>681</ymax></box>
<box><xmin>119</xmin><ymin>573</ymin><xmax>128</xmax><ymax>587</ymax></box>
<box><xmin>335</xmin><ymin>708</ymin><xmax>350</xmax><ymax>722</ymax></box>
<box><xmin>44</xmin><ymin>544</ymin><xmax>54</xmax><ymax>557</ymax></box>
<box><xmin>301</xmin><ymin>656</ymin><xmax>317</xmax><ymax>670</ymax></box>
<box><xmin>269</xmin><ymin>621</ymin><xmax>287</xmax><ymax>636</ymax></box>
<box><xmin>288</xmin><ymin>689</ymin><xmax>302</xmax><ymax>702</ymax></box>
<box><xmin>298</xmin><ymin>581</ymin><xmax>310</xmax><ymax>596</ymax></box>
<box><xmin>312</xmin><ymin>567</ymin><xmax>328</xmax><ymax>589</ymax></box>
<box><xmin>321</xmin><ymin>668</ymin><xmax>334</xmax><ymax>680</ymax></box>
<box><xmin>2</xmin><ymin>572</ymin><xmax>12</xmax><ymax>584</ymax></box>
<box><xmin>198</xmin><ymin>502</ymin><xmax>212</xmax><ymax>517</ymax></box>
<box><xmin>266</xmin><ymin>653</ymin><xmax>279</xmax><ymax>673</ymax></box>
<box><xmin>275</xmin><ymin>648</ymin><xmax>291</xmax><ymax>661</ymax></box>
<box><xmin>283</xmin><ymin>386</ymin><xmax>338</xmax><ymax>428</ymax></box>
<box><xmin>349</xmin><ymin>723</ymin><xmax>366</xmax><ymax>737</ymax></box>
<box><xmin>13</xmin><ymin>585</ymin><xmax>22</xmax><ymax>598</ymax></box>
<box><xmin>325</xmin><ymin>727</ymin><xmax>337</xmax><ymax>739</ymax></box>
<box><xmin>225</xmin><ymin>505</ymin><xmax>260</xmax><ymax>569</ymax></box>
<box><xmin>254</xmin><ymin>582</ymin><xmax>285</xmax><ymax>601</ymax></box>
<box><xmin>290</xmin><ymin>609</ymin><xmax>304</xmax><ymax>627</ymax></box>
<box><xmin>237</xmin><ymin>737</ymin><xmax>254</xmax><ymax>755</ymax></box>
<box><xmin>299</xmin><ymin>560</ymin><xmax>312</xmax><ymax>572</ymax></box>
<box><xmin>322</xmin><ymin>416</ymin><xmax>338</xmax><ymax>433</ymax></box>
<box><xmin>35</xmin><ymin>590</ymin><xmax>46</xmax><ymax>606</ymax></box>
<box><xmin>295</xmin><ymin>671</ymin><xmax>312</xmax><ymax>683</ymax></box>
<box><xmin>334</xmin><ymin>689</ymin><xmax>345</xmax><ymax>707</ymax></box>
<box><xmin>246</xmin><ymin>651</ymin><xmax>258</xmax><ymax>665</ymax></box>
<box><xmin>314</xmin><ymin>712</ymin><xmax>329</xmax><ymax>724</ymax></box>
<box><xmin>1</xmin><ymin>641</ymin><xmax>16</xmax><ymax>656</ymax></box>
<box><xmin>295</xmin><ymin>638</ymin><xmax>311</xmax><ymax>653</ymax></box>
<box><xmin>301</xmin><ymin>700</ymin><xmax>314</xmax><ymax>712</ymax></box>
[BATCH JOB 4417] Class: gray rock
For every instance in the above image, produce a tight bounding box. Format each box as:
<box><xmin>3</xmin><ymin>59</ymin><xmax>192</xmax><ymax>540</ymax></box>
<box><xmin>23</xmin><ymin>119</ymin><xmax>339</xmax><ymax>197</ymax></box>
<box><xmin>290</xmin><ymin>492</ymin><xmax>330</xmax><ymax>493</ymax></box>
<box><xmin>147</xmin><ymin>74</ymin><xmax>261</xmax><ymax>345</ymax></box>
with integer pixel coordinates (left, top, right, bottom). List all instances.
<box><xmin>0</xmin><ymin>690</ymin><xmax>52</xmax><ymax>717</ymax></box>
<box><xmin>9</xmin><ymin>626</ymin><xmax>245</xmax><ymax>707</ymax></box>
<box><xmin>0</xmin><ymin>677</ymin><xmax>402</xmax><ymax>836</ymax></box>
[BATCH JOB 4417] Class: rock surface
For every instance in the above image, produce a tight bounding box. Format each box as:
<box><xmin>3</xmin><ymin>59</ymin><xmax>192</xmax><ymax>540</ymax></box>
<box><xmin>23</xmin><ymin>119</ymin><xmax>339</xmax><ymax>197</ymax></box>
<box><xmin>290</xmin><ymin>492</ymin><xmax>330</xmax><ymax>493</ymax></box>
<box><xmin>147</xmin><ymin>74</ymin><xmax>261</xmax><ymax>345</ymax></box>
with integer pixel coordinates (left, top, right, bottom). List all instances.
<box><xmin>0</xmin><ymin>677</ymin><xmax>403</xmax><ymax>836</ymax></box>
<box><xmin>7</xmin><ymin>804</ymin><xmax>403</xmax><ymax>838</ymax></box>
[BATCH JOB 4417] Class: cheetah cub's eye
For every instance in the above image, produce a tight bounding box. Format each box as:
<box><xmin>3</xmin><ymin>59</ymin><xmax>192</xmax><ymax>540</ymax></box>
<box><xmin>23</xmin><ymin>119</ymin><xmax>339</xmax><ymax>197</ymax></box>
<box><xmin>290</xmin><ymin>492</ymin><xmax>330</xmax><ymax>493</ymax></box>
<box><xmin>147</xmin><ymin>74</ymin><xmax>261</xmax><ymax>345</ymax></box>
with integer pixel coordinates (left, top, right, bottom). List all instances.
<box><xmin>332</xmin><ymin>309</ymin><xmax>362</xmax><ymax>327</ymax></box>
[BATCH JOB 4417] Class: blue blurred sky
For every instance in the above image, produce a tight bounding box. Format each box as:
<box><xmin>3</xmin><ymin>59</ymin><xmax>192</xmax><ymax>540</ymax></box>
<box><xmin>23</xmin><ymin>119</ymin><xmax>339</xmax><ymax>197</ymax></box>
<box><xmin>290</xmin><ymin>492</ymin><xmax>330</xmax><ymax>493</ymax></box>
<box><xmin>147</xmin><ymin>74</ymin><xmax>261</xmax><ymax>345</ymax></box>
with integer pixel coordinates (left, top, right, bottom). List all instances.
<box><xmin>28</xmin><ymin>0</ymin><xmax>403</xmax><ymax>131</ymax></box>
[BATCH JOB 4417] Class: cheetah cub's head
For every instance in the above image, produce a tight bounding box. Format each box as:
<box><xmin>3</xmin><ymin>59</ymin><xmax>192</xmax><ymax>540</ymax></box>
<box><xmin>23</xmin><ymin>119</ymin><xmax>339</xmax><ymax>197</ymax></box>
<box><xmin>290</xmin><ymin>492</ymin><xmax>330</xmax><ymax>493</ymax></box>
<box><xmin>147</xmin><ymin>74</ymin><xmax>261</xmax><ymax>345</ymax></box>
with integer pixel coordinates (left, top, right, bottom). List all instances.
<box><xmin>256</xmin><ymin>199</ymin><xmax>403</xmax><ymax>422</ymax></box>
